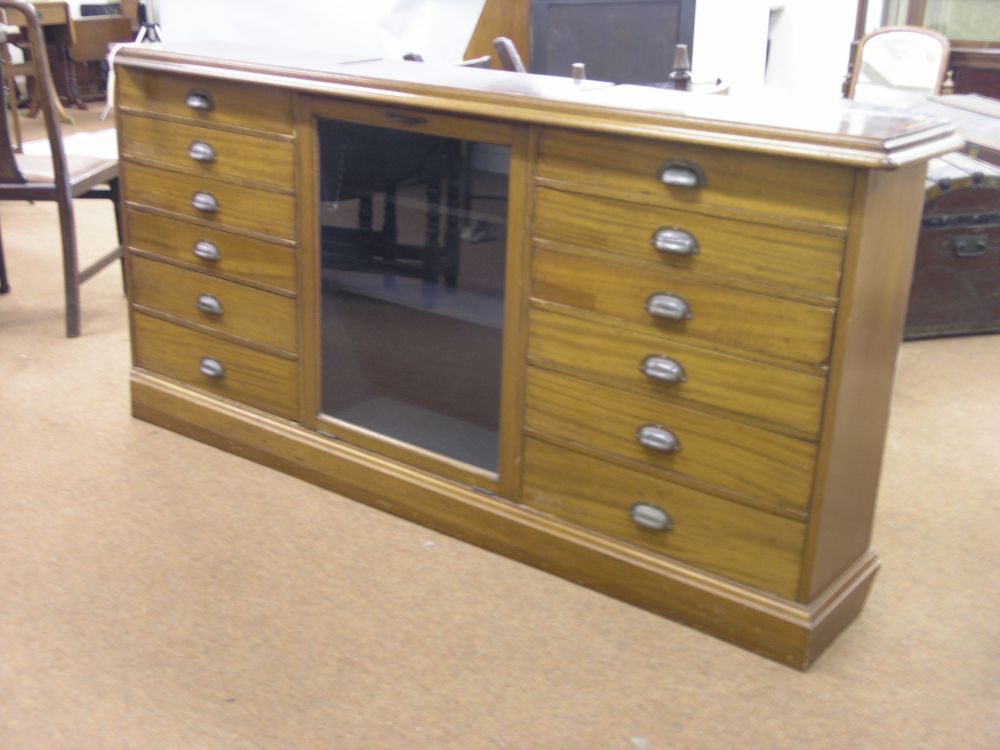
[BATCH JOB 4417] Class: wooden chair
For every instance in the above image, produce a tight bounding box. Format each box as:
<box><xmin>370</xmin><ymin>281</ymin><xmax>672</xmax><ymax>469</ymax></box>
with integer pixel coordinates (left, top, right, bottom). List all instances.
<box><xmin>847</xmin><ymin>26</ymin><xmax>951</xmax><ymax>106</ymax></box>
<box><xmin>0</xmin><ymin>0</ymin><xmax>121</xmax><ymax>336</ymax></box>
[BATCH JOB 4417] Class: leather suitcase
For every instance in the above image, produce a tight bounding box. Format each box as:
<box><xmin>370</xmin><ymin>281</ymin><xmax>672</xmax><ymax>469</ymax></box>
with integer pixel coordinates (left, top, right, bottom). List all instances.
<box><xmin>905</xmin><ymin>152</ymin><xmax>1000</xmax><ymax>339</ymax></box>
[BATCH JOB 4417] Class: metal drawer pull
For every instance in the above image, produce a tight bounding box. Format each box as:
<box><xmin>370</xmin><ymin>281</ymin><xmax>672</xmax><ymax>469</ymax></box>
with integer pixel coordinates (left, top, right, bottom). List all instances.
<box><xmin>199</xmin><ymin>357</ymin><xmax>225</xmax><ymax>378</ymax></box>
<box><xmin>192</xmin><ymin>191</ymin><xmax>220</xmax><ymax>213</ymax></box>
<box><xmin>651</xmin><ymin>227</ymin><xmax>699</xmax><ymax>256</ymax></box>
<box><xmin>629</xmin><ymin>502</ymin><xmax>674</xmax><ymax>532</ymax></box>
<box><xmin>953</xmin><ymin>235</ymin><xmax>990</xmax><ymax>257</ymax></box>
<box><xmin>657</xmin><ymin>160</ymin><xmax>707</xmax><ymax>188</ymax></box>
<box><xmin>188</xmin><ymin>141</ymin><xmax>217</xmax><ymax>163</ymax></box>
<box><xmin>193</xmin><ymin>240</ymin><xmax>221</xmax><ymax>262</ymax></box>
<box><xmin>385</xmin><ymin>113</ymin><xmax>428</xmax><ymax>126</ymax></box>
<box><xmin>196</xmin><ymin>293</ymin><xmax>224</xmax><ymax>316</ymax></box>
<box><xmin>646</xmin><ymin>292</ymin><xmax>693</xmax><ymax>321</ymax></box>
<box><xmin>640</xmin><ymin>355</ymin><xmax>687</xmax><ymax>383</ymax></box>
<box><xmin>185</xmin><ymin>90</ymin><xmax>214</xmax><ymax>111</ymax></box>
<box><xmin>636</xmin><ymin>424</ymin><xmax>681</xmax><ymax>453</ymax></box>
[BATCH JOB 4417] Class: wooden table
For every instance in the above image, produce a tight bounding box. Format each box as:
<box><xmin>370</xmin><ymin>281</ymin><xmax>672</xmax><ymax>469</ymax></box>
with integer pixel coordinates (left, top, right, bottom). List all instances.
<box><xmin>3</xmin><ymin>1</ymin><xmax>79</xmax><ymax>122</ymax></box>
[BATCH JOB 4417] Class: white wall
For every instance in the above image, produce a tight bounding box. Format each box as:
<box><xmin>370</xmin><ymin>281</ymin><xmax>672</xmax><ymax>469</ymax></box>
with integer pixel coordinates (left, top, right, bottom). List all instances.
<box><xmin>155</xmin><ymin>0</ymin><xmax>486</xmax><ymax>63</ymax></box>
<box><xmin>763</xmin><ymin>0</ymin><xmax>860</xmax><ymax>96</ymax></box>
<box><xmin>691</xmin><ymin>0</ymin><xmax>866</xmax><ymax>98</ymax></box>
<box><xmin>137</xmin><ymin>0</ymin><xmax>869</xmax><ymax>99</ymax></box>
<box><xmin>690</xmin><ymin>0</ymin><xmax>771</xmax><ymax>94</ymax></box>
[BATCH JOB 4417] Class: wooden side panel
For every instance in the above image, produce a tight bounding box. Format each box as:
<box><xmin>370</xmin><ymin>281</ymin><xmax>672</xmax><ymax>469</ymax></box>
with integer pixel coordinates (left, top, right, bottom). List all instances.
<box><xmin>801</xmin><ymin>163</ymin><xmax>928</xmax><ymax>601</ymax></box>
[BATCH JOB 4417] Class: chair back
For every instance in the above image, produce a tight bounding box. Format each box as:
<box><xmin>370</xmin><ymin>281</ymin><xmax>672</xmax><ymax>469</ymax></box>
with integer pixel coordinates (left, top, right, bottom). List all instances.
<box><xmin>847</xmin><ymin>26</ymin><xmax>950</xmax><ymax>106</ymax></box>
<box><xmin>0</xmin><ymin>0</ymin><xmax>70</xmax><ymax>188</ymax></box>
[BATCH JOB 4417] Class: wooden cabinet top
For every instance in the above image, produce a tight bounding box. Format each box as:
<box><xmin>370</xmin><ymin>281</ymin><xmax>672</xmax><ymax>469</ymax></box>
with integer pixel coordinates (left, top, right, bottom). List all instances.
<box><xmin>115</xmin><ymin>41</ymin><xmax>963</xmax><ymax>168</ymax></box>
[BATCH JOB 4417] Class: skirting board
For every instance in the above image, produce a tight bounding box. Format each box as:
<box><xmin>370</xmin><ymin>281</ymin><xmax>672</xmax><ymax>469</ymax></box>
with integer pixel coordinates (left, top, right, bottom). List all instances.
<box><xmin>131</xmin><ymin>371</ymin><xmax>881</xmax><ymax>669</ymax></box>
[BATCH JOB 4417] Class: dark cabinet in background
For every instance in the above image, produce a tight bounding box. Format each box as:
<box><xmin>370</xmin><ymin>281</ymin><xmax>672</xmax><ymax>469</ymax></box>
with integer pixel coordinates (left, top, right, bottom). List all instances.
<box><xmin>531</xmin><ymin>0</ymin><xmax>696</xmax><ymax>83</ymax></box>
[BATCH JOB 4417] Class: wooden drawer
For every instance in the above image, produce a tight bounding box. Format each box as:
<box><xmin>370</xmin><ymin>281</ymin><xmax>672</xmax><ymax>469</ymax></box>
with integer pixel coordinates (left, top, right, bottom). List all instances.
<box><xmin>116</xmin><ymin>68</ymin><xmax>294</xmax><ymax>135</ymax></box>
<box><xmin>130</xmin><ymin>255</ymin><xmax>297</xmax><ymax>353</ymax></box>
<box><xmin>525</xmin><ymin>367</ymin><xmax>816</xmax><ymax>513</ymax></box>
<box><xmin>317</xmin><ymin>98</ymin><xmax>512</xmax><ymax>146</ymax></box>
<box><xmin>532</xmin><ymin>244</ymin><xmax>835</xmax><ymax>366</ymax></box>
<box><xmin>521</xmin><ymin>438</ymin><xmax>805</xmax><ymax>598</ymax></box>
<box><xmin>528</xmin><ymin>306</ymin><xmax>826</xmax><ymax>438</ymax></box>
<box><xmin>119</xmin><ymin>113</ymin><xmax>295</xmax><ymax>190</ymax></box>
<box><xmin>536</xmin><ymin>128</ymin><xmax>855</xmax><ymax>228</ymax></box>
<box><xmin>123</xmin><ymin>162</ymin><xmax>296</xmax><ymax>242</ymax></box>
<box><xmin>127</xmin><ymin>210</ymin><xmax>297</xmax><ymax>293</ymax></box>
<box><xmin>132</xmin><ymin>313</ymin><xmax>298</xmax><ymax>420</ymax></box>
<box><xmin>534</xmin><ymin>187</ymin><xmax>845</xmax><ymax>300</ymax></box>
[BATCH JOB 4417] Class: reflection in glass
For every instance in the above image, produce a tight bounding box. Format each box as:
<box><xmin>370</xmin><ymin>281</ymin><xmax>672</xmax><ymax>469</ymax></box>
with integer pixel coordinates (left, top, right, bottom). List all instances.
<box><xmin>317</xmin><ymin>118</ymin><xmax>509</xmax><ymax>472</ymax></box>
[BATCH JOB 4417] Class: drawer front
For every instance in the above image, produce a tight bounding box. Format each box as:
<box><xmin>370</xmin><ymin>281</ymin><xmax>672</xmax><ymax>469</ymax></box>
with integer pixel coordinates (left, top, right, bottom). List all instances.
<box><xmin>534</xmin><ymin>187</ymin><xmax>845</xmax><ymax>300</ymax></box>
<box><xmin>130</xmin><ymin>255</ymin><xmax>297</xmax><ymax>353</ymax></box>
<box><xmin>116</xmin><ymin>68</ymin><xmax>294</xmax><ymax>135</ymax></box>
<box><xmin>525</xmin><ymin>367</ymin><xmax>816</xmax><ymax>512</ymax></box>
<box><xmin>124</xmin><ymin>162</ymin><xmax>296</xmax><ymax>241</ymax></box>
<box><xmin>536</xmin><ymin>128</ymin><xmax>855</xmax><ymax>228</ymax></box>
<box><xmin>127</xmin><ymin>210</ymin><xmax>297</xmax><ymax>293</ymax></box>
<box><xmin>533</xmin><ymin>245</ymin><xmax>835</xmax><ymax>366</ymax></box>
<box><xmin>528</xmin><ymin>306</ymin><xmax>826</xmax><ymax>438</ymax></box>
<box><xmin>119</xmin><ymin>113</ymin><xmax>295</xmax><ymax>190</ymax></box>
<box><xmin>133</xmin><ymin>313</ymin><xmax>298</xmax><ymax>419</ymax></box>
<box><xmin>521</xmin><ymin>438</ymin><xmax>805</xmax><ymax>598</ymax></box>
<box><xmin>318</xmin><ymin>98</ymin><xmax>513</xmax><ymax>146</ymax></box>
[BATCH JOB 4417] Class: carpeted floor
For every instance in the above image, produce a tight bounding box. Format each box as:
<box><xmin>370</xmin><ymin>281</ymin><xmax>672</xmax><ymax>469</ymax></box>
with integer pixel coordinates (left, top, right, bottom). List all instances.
<box><xmin>1</xmin><ymin>110</ymin><xmax>998</xmax><ymax>750</ymax></box>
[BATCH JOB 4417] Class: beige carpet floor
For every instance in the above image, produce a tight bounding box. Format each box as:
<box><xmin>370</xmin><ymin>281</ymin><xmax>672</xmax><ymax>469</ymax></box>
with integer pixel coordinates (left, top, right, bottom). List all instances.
<box><xmin>1</xmin><ymin>110</ymin><xmax>998</xmax><ymax>750</ymax></box>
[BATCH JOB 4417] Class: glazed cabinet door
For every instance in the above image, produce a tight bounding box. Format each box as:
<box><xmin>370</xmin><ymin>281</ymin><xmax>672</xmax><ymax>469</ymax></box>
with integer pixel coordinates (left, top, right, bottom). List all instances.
<box><xmin>299</xmin><ymin>97</ymin><xmax>530</xmax><ymax>494</ymax></box>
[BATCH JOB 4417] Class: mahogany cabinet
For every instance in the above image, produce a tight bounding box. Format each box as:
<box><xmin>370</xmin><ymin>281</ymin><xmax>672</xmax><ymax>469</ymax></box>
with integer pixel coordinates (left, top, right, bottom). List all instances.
<box><xmin>114</xmin><ymin>44</ymin><xmax>959</xmax><ymax>668</ymax></box>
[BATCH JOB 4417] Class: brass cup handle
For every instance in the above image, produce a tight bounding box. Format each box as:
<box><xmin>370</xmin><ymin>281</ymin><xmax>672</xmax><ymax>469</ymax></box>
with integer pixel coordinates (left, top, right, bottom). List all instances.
<box><xmin>193</xmin><ymin>240</ymin><xmax>221</xmax><ymax>262</ymax></box>
<box><xmin>192</xmin><ymin>191</ymin><xmax>220</xmax><ymax>213</ymax></box>
<box><xmin>185</xmin><ymin>90</ymin><xmax>214</xmax><ymax>111</ymax></box>
<box><xmin>629</xmin><ymin>502</ymin><xmax>674</xmax><ymax>532</ymax></box>
<box><xmin>651</xmin><ymin>227</ymin><xmax>699</xmax><ymax>256</ymax></box>
<box><xmin>646</xmin><ymin>293</ymin><xmax>693</xmax><ymax>321</ymax></box>
<box><xmin>196</xmin><ymin>293</ymin><xmax>224</xmax><ymax>316</ymax></box>
<box><xmin>188</xmin><ymin>140</ymin><xmax>217</xmax><ymax>163</ymax></box>
<box><xmin>640</xmin><ymin>355</ymin><xmax>687</xmax><ymax>383</ymax></box>
<box><xmin>657</xmin><ymin>160</ymin><xmax>707</xmax><ymax>188</ymax></box>
<box><xmin>199</xmin><ymin>357</ymin><xmax>225</xmax><ymax>378</ymax></box>
<box><xmin>636</xmin><ymin>424</ymin><xmax>681</xmax><ymax>453</ymax></box>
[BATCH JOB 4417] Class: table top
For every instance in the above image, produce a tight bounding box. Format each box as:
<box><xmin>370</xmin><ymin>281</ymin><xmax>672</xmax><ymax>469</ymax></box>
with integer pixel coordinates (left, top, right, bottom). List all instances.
<box><xmin>909</xmin><ymin>94</ymin><xmax>1000</xmax><ymax>165</ymax></box>
<box><xmin>114</xmin><ymin>41</ymin><xmax>964</xmax><ymax>169</ymax></box>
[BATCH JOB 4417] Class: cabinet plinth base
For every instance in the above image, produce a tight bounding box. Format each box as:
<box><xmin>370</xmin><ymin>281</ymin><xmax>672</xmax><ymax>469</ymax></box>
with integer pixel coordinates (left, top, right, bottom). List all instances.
<box><xmin>131</xmin><ymin>371</ymin><xmax>880</xmax><ymax>670</ymax></box>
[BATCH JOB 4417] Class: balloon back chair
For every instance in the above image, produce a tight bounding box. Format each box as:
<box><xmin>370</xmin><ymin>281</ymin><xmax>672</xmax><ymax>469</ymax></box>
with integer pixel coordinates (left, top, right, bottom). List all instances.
<box><xmin>847</xmin><ymin>26</ymin><xmax>951</xmax><ymax>107</ymax></box>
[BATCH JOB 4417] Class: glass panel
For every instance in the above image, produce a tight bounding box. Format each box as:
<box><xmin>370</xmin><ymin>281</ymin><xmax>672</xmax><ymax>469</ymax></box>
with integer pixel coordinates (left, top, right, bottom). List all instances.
<box><xmin>317</xmin><ymin>118</ymin><xmax>510</xmax><ymax>472</ymax></box>
<box><xmin>923</xmin><ymin>0</ymin><xmax>1000</xmax><ymax>42</ymax></box>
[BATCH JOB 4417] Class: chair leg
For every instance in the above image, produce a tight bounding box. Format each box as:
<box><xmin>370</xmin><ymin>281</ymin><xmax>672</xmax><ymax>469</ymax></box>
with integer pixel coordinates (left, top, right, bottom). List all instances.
<box><xmin>56</xmin><ymin>193</ymin><xmax>81</xmax><ymax>337</ymax></box>
<box><xmin>0</xmin><ymin>224</ymin><xmax>9</xmax><ymax>294</ymax></box>
<box><xmin>108</xmin><ymin>178</ymin><xmax>126</xmax><ymax>293</ymax></box>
